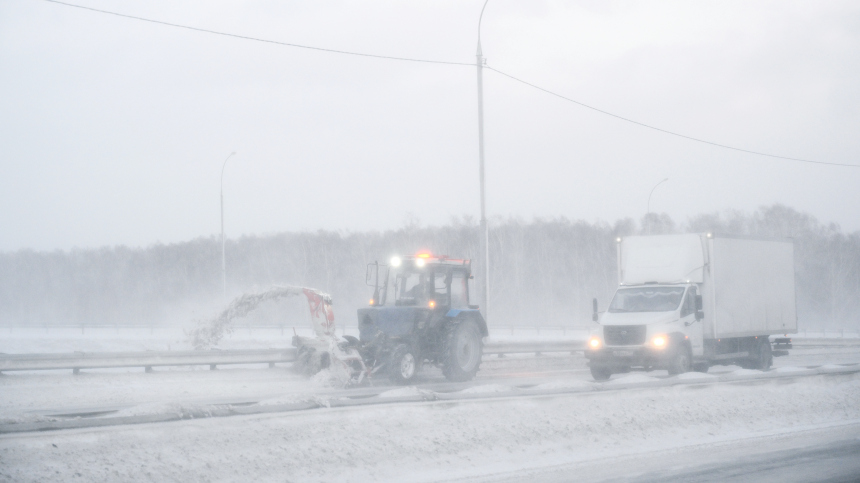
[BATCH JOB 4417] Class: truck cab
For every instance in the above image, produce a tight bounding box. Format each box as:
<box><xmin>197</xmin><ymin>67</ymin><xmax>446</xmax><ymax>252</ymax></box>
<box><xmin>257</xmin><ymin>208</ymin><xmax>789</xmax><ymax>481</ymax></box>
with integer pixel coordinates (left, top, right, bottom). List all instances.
<box><xmin>587</xmin><ymin>282</ymin><xmax>704</xmax><ymax>380</ymax></box>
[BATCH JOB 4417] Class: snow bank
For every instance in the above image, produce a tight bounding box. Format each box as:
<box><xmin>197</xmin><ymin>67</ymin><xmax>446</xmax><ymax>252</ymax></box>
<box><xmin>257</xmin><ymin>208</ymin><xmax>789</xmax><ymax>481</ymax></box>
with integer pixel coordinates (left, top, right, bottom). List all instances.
<box><xmin>378</xmin><ymin>387</ymin><xmax>431</xmax><ymax>398</ymax></box>
<box><xmin>606</xmin><ymin>374</ymin><xmax>660</xmax><ymax>384</ymax></box>
<box><xmin>775</xmin><ymin>366</ymin><xmax>813</xmax><ymax>373</ymax></box>
<box><xmin>459</xmin><ymin>384</ymin><xmax>517</xmax><ymax>394</ymax></box>
<box><xmin>256</xmin><ymin>394</ymin><xmax>314</xmax><ymax>406</ymax></box>
<box><xmin>530</xmin><ymin>380</ymin><xmax>593</xmax><ymax>390</ymax></box>
<box><xmin>730</xmin><ymin>368</ymin><xmax>763</xmax><ymax>376</ymax></box>
<box><xmin>675</xmin><ymin>371</ymin><xmax>718</xmax><ymax>381</ymax></box>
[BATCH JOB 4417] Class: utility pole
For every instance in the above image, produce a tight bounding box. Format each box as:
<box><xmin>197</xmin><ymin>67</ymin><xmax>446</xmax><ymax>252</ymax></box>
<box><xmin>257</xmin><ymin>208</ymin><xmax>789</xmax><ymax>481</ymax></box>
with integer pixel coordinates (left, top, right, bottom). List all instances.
<box><xmin>476</xmin><ymin>0</ymin><xmax>490</xmax><ymax>324</ymax></box>
<box><xmin>220</xmin><ymin>151</ymin><xmax>236</xmax><ymax>299</ymax></box>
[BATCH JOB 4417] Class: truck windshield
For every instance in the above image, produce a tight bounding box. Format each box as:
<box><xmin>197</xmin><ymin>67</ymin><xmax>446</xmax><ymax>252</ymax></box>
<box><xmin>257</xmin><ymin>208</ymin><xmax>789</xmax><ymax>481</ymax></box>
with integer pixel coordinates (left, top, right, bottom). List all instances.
<box><xmin>608</xmin><ymin>286</ymin><xmax>686</xmax><ymax>313</ymax></box>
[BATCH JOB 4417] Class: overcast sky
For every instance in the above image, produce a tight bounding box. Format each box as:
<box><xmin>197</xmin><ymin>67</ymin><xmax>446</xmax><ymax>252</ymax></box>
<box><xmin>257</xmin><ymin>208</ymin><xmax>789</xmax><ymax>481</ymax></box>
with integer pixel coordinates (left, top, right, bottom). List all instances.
<box><xmin>1</xmin><ymin>0</ymin><xmax>858</xmax><ymax>252</ymax></box>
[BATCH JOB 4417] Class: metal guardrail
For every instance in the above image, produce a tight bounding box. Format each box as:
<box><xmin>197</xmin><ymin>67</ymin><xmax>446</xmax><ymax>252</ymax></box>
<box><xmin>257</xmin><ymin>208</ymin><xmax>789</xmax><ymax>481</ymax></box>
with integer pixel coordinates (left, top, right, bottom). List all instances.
<box><xmin>484</xmin><ymin>340</ymin><xmax>585</xmax><ymax>354</ymax></box>
<box><xmin>0</xmin><ymin>341</ymin><xmax>585</xmax><ymax>374</ymax></box>
<box><xmin>3</xmin><ymin>337</ymin><xmax>856</xmax><ymax>374</ymax></box>
<box><xmin>0</xmin><ymin>349</ymin><xmax>297</xmax><ymax>373</ymax></box>
<box><xmin>1</xmin><ymin>324</ymin><xmax>589</xmax><ymax>333</ymax></box>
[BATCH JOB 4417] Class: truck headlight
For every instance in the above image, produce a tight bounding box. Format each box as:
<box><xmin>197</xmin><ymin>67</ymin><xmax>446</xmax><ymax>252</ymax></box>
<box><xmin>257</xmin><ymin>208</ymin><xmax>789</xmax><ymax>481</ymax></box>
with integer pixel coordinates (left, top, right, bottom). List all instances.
<box><xmin>651</xmin><ymin>335</ymin><xmax>667</xmax><ymax>348</ymax></box>
<box><xmin>588</xmin><ymin>337</ymin><xmax>602</xmax><ymax>349</ymax></box>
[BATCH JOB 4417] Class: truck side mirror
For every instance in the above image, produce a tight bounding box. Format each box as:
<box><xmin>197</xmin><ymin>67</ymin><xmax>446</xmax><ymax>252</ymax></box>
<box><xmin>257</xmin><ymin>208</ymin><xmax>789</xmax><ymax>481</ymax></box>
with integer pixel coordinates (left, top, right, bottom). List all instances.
<box><xmin>592</xmin><ymin>298</ymin><xmax>599</xmax><ymax>323</ymax></box>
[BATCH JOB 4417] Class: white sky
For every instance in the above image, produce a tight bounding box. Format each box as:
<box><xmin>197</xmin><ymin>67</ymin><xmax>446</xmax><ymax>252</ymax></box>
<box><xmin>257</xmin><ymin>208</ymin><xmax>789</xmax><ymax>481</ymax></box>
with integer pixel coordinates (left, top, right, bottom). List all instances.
<box><xmin>1</xmin><ymin>0</ymin><xmax>858</xmax><ymax>251</ymax></box>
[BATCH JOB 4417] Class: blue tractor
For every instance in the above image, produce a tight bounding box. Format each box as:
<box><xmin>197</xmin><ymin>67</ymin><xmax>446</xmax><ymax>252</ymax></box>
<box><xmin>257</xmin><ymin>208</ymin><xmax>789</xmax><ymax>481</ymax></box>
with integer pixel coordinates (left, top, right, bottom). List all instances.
<box><xmin>354</xmin><ymin>253</ymin><xmax>488</xmax><ymax>384</ymax></box>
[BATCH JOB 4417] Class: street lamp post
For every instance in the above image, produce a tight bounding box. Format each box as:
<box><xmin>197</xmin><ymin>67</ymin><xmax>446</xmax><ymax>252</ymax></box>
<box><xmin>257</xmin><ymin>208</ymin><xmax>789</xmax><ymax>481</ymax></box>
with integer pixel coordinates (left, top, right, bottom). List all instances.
<box><xmin>476</xmin><ymin>0</ymin><xmax>490</xmax><ymax>324</ymax></box>
<box><xmin>647</xmin><ymin>177</ymin><xmax>668</xmax><ymax>235</ymax></box>
<box><xmin>475</xmin><ymin>0</ymin><xmax>490</xmax><ymax>321</ymax></box>
<box><xmin>220</xmin><ymin>151</ymin><xmax>236</xmax><ymax>299</ymax></box>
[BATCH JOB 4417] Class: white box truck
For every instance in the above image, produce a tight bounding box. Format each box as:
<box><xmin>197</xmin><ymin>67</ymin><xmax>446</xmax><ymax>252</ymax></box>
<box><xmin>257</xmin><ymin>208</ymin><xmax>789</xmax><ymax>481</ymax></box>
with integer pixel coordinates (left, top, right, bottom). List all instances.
<box><xmin>585</xmin><ymin>233</ymin><xmax>797</xmax><ymax>380</ymax></box>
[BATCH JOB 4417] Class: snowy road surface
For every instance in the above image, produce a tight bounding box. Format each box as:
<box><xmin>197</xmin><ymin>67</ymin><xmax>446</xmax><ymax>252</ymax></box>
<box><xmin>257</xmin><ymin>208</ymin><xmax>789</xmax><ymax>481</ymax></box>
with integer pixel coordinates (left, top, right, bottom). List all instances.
<box><xmin>1</xmin><ymin>332</ymin><xmax>859</xmax><ymax>482</ymax></box>
<box><xmin>2</xmin><ymin>339</ymin><xmax>859</xmax><ymax>422</ymax></box>
<box><xmin>1</xmin><ymin>367</ymin><xmax>859</xmax><ymax>481</ymax></box>
<box><xmin>470</xmin><ymin>422</ymin><xmax>860</xmax><ymax>483</ymax></box>
<box><xmin>1</xmin><ymin>372</ymin><xmax>858</xmax><ymax>482</ymax></box>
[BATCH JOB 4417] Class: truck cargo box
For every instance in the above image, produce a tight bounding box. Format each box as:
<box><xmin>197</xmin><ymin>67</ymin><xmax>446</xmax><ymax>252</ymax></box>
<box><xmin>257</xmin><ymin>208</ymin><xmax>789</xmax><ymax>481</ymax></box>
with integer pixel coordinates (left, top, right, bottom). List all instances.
<box><xmin>708</xmin><ymin>237</ymin><xmax>797</xmax><ymax>338</ymax></box>
<box><xmin>617</xmin><ymin>234</ymin><xmax>797</xmax><ymax>339</ymax></box>
<box><xmin>618</xmin><ymin>234</ymin><xmax>706</xmax><ymax>285</ymax></box>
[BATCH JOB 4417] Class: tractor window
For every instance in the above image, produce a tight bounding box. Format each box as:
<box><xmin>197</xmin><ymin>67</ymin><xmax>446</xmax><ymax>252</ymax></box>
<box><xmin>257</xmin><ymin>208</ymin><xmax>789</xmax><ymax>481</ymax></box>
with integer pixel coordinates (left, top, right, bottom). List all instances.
<box><xmin>432</xmin><ymin>271</ymin><xmax>449</xmax><ymax>305</ymax></box>
<box><xmin>450</xmin><ymin>272</ymin><xmax>468</xmax><ymax>308</ymax></box>
<box><xmin>395</xmin><ymin>272</ymin><xmax>426</xmax><ymax>306</ymax></box>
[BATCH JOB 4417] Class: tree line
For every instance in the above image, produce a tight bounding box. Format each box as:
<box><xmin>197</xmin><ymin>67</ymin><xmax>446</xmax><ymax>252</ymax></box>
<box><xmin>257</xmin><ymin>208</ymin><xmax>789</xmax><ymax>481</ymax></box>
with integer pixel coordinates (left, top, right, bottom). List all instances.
<box><xmin>1</xmin><ymin>204</ymin><xmax>857</xmax><ymax>331</ymax></box>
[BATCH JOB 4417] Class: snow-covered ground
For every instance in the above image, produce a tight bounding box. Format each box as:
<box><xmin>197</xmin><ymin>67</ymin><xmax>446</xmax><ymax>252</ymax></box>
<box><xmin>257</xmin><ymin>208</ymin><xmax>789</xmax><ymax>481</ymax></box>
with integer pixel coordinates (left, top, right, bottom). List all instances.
<box><xmin>1</xmin><ymin>370</ymin><xmax>858</xmax><ymax>482</ymax></box>
<box><xmin>1</xmin><ymin>331</ymin><xmax>859</xmax><ymax>482</ymax></box>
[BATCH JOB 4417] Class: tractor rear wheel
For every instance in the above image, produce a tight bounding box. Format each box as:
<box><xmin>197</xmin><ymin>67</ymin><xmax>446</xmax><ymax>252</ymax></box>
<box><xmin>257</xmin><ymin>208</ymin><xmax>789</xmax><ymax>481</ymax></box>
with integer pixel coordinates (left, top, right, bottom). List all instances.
<box><xmin>442</xmin><ymin>320</ymin><xmax>483</xmax><ymax>382</ymax></box>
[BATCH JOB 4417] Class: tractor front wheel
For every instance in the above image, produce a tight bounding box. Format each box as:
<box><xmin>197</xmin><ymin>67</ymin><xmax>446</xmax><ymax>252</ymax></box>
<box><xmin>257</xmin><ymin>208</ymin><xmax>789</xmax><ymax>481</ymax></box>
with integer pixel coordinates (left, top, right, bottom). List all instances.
<box><xmin>389</xmin><ymin>344</ymin><xmax>418</xmax><ymax>385</ymax></box>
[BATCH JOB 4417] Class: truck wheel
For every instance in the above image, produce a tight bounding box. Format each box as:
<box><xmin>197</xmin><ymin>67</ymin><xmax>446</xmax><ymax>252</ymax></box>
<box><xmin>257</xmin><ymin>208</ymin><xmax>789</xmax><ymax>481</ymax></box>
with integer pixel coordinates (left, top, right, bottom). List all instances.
<box><xmin>667</xmin><ymin>346</ymin><xmax>692</xmax><ymax>375</ymax></box>
<box><xmin>590</xmin><ymin>364</ymin><xmax>612</xmax><ymax>381</ymax></box>
<box><xmin>389</xmin><ymin>344</ymin><xmax>418</xmax><ymax>385</ymax></box>
<box><xmin>753</xmin><ymin>340</ymin><xmax>772</xmax><ymax>370</ymax></box>
<box><xmin>442</xmin><ymin>320</ymin><xmax>483</xmax><ymax>382</ymax></box>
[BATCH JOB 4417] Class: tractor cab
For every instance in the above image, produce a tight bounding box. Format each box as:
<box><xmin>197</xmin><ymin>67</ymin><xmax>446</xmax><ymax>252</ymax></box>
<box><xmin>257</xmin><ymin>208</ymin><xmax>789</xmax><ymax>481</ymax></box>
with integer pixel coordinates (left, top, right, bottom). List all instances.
<box><xmin>369</xmin><ymin>253</ymin><xmax>475</xmax><ymax>310</ymax></box>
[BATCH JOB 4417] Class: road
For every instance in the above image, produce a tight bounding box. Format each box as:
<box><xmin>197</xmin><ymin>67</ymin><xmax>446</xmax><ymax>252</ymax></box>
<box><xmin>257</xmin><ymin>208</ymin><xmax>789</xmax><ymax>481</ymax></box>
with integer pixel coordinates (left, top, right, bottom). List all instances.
<box><xmin>1</xmin><ymin>367</ymin><xmax>858</xmax><ymax>482</ymax></box>
<box><xmin>1</xmin><ymin>339</ymin><xmax>859</xmax><ymax>426</ymax></box>
<box><xmin>469</xmin><ymin>422</ymin><xmax>860</xmax><ymax>483</ymax></box>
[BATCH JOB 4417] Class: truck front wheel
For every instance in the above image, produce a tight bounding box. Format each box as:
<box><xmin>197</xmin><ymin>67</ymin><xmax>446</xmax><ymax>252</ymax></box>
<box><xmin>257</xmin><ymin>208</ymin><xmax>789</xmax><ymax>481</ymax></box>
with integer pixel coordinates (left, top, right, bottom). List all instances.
<box><xmin>590</xmin><ymin>364</ymin><xmax>612</xmax><ymax>381</ymax></box>
<box><xmin>667</xmin><ymin>346</ymin><xmax>692</xmax><ymax>375</ymax></box>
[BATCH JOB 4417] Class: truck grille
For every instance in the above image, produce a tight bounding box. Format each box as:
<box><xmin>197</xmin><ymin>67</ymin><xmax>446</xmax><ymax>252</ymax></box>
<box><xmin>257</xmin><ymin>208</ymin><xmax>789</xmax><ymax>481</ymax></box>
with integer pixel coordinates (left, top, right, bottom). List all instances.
<box><xmin>604</xmin><ymin>325</ymin><xmax>646</xmax><ymax>346</ymax></box>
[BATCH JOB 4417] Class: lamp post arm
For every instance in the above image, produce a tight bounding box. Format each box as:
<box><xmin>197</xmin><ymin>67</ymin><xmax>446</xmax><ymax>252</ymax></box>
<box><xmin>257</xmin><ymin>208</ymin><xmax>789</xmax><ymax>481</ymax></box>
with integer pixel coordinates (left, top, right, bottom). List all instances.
<box><xmin>477</xmin><ymin>0</ymin><xmax>490</xmax><ymax>46</ymax></box>
<box><xmin>647</xmin><ymin>177</ymin><xmax>669</xmax><ymax>215</ymax></box>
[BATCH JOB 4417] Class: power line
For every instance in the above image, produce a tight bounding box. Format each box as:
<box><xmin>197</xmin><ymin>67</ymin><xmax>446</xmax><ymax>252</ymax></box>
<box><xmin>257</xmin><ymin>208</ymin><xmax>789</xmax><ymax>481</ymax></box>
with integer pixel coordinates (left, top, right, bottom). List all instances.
<box><xmin>41</xmin><ymin>0</ymin><xmax>858</xmax><ymax>169</ymax></box>
<box><xmin>41</xmin><ymin>0</ymin><xmax>472</xmax><ymax>67</ymax></box>
<box><xmin>486</xmin><ymin>66</ymin><xmax>860</xmax><ymax>169</ymax></box>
